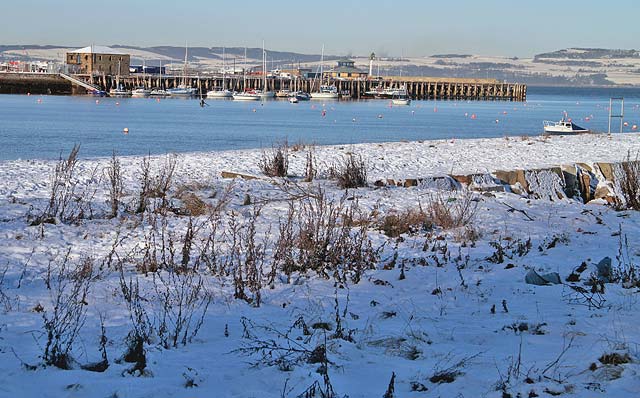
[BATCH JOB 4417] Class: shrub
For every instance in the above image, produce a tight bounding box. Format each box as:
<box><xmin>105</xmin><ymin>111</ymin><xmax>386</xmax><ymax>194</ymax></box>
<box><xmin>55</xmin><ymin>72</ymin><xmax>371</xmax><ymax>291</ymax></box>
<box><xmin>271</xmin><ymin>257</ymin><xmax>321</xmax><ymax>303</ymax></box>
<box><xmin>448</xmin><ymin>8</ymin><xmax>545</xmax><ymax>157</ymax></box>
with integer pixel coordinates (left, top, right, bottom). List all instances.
<box><xmin>334</xmin><ymin>153</ymin><xmax>367</xmax><ymax>189</ymax></box>
<box><xmin>259</xmin><ymin>141</ymin><xmax>289</xmax><ymax>177</ymax></box>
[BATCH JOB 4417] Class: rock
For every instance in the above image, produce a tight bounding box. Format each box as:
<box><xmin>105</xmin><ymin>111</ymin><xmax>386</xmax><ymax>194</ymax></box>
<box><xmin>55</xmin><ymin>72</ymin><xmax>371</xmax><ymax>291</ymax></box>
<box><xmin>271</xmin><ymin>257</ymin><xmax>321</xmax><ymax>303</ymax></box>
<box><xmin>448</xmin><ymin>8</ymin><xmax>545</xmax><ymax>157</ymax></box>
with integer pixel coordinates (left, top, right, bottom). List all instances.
<box><xmin>561</xmin><ymin>164</ymin><xmax>579</xmax><ymax>198</ymax></box>
<box><xmin>596</xmin><ymin>257</ymin><xmax>613</xmax><ymax>283</ymax></box>
<box><xmin>494</xmin><ymin>169</ymin><xmax>528</xmax><ymax>192</ymax></box>
<box><xmin>525</xmin><ymin>269</ymin><xmax>562</xmax><ymax>285</ymax></box>
<box><xmin>594</xmin><ymin>185</ymin><xmax>615</xmax><ymax>202</ymax></box>
<box><xmin>596</xmin><ymin>163</ymin><xmax>615</xmax><ymax>182</ymax></box>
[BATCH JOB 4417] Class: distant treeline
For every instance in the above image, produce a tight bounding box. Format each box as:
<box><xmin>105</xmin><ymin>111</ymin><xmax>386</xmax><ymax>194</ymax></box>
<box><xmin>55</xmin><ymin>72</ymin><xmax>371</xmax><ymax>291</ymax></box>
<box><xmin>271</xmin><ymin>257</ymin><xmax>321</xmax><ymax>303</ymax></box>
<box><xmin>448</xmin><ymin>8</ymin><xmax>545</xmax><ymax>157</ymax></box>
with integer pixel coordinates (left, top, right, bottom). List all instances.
<box><xmin>534</xmin><ymin>48</ymin><xmax>639</xmax><ymax>60</ymax></box>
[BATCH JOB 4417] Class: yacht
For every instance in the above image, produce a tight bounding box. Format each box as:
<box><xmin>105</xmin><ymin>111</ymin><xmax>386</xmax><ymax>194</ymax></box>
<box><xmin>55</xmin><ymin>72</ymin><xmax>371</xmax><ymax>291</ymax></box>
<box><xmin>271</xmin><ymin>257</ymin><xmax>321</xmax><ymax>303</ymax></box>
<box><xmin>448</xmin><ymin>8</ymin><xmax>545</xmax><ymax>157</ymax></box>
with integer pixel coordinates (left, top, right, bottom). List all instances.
<box><xmin>233</xmin><ymin>89</ymin><xmax>261</xmax><ymax>101</ymax></box>
<box><xmin>311</xmin><ymin>85</ymin><xmax>339</xmax><ymax>99</ymax></box>
<box><xmin>167</xmin><ymin>85</ymin><xmax>198</xmax><ymax>97</ymax></box>
<box><xmin>131</xmin><ymin>87</ymin><xmax>151</xmax><ymax>97</ymax></box>
<box><xmin>150</xmin><ymin>88</ymin><xmax>169</xmax><ymax>97</ymax></box>
<box><xmin>109</xmin><ymin>84</ymin><xmax>131</xmax><ymax>97</ymax></box>
<box><xmin>207</xmin><ymin>88</ymin><xmax>233</xmax><ymax>98</ymax></box>
<box><xmin>543</xmin><ymin>118</ymin><xmax>589</xmax><ymax>135</ymax></box>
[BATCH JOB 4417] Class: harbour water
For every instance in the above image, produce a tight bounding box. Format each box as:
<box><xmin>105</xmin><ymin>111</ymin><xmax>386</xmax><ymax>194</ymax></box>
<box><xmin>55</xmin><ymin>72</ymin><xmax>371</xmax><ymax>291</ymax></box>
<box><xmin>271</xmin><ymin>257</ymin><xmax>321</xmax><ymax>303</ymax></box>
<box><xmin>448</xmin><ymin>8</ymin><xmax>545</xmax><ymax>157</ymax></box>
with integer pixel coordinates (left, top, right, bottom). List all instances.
<box><xmin>1</xmin><ymin>86</ymin><xmax>640</xmax><ymax>161</ymax></box>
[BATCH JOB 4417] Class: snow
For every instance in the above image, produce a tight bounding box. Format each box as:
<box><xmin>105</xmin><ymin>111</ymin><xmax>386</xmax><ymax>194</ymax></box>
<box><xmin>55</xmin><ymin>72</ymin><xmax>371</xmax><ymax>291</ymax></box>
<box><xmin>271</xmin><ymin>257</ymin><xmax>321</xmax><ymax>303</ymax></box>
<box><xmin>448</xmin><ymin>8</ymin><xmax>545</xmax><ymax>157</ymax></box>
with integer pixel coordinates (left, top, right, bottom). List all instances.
<box><xmin>0</xmin><ymin>134</ymin><xmax>639</xmax><ymax>398</ymax></box>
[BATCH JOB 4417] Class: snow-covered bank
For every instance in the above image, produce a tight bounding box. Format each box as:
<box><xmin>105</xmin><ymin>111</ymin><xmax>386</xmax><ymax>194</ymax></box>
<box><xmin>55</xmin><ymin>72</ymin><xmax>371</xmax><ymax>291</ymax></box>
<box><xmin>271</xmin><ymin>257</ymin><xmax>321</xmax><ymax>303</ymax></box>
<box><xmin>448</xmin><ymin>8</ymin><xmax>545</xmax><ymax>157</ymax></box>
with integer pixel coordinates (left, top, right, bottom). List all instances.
<box><xmin>0</xmin><ymin>134</ymin><xmax>638</xmax><ymax>398</ymax></box>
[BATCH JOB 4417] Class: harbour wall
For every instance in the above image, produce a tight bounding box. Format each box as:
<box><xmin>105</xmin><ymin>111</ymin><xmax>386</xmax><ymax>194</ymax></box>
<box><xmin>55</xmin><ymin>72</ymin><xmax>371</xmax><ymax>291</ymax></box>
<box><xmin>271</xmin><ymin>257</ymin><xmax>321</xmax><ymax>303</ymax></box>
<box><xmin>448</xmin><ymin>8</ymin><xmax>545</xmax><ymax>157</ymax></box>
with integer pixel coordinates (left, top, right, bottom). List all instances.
<box><xmin>0</xmin><ymin>73</ymin><xmax>72</xmax><ymax>95</ymax></box>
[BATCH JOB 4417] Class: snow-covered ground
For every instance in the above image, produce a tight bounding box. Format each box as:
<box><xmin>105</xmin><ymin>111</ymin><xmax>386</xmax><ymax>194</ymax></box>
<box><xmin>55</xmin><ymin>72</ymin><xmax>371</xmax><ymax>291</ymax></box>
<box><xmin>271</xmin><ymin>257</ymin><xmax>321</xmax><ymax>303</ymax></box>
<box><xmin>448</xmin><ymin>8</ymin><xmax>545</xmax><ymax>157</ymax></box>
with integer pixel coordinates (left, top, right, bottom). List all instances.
<box><xmin>0</xmin><ymin>135</ymin><xmax>639</xmax><ymax>398</ymax></box>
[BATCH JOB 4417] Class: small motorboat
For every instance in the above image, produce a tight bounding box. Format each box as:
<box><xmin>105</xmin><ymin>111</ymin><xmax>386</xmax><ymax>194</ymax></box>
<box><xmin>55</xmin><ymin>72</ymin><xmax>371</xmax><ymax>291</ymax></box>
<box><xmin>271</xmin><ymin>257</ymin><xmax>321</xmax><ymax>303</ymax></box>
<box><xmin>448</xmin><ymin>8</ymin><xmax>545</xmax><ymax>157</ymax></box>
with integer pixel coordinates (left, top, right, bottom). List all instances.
<box><xmin>543</xmin><ymin>118</ymin><xmax>589</xmax><ymax>135</ymax></box>
<box><xmin>293</xmin><ymin>91</ymin><xmax>311</xmax><ymax>101</ymax></box>
<box><xmin>288</xmin><ymin>96</ymin><xmax>298</xmax><ymax>103</ymax></box>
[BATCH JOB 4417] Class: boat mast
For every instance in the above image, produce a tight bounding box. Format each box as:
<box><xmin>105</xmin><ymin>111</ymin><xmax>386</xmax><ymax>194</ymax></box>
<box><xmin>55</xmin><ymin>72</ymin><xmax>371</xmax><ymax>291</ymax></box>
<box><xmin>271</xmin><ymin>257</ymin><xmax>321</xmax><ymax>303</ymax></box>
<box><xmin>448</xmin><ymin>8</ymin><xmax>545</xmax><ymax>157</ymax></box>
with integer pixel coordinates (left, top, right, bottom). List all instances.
<box><xmin>222</xmin><ymin>46</ymin><xmax>226</xmax><ymax>90</ymax></box>
<box><xmin>320</xmin><ymin>44</ymin><xmax>324</xmax><ymax>89</ymax></box>
<box><xmin>263</xmin><ymin>40</ymin><xmax>266</xmax><ymax>92</ymax></box>
<box><xmin>183</xmin><ymin>41</ymin><xmax>188</xmax><ymax>87</ymax></box>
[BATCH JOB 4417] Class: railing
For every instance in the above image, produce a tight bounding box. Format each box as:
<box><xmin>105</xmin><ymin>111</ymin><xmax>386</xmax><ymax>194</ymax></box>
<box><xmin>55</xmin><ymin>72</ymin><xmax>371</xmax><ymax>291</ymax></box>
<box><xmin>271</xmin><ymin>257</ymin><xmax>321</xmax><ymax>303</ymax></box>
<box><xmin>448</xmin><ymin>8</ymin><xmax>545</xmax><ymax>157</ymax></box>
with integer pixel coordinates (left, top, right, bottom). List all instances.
<box><xmin>58</xmin><ymin>73</ymin><xmax>102</xmax><ymax>92</ymax></box>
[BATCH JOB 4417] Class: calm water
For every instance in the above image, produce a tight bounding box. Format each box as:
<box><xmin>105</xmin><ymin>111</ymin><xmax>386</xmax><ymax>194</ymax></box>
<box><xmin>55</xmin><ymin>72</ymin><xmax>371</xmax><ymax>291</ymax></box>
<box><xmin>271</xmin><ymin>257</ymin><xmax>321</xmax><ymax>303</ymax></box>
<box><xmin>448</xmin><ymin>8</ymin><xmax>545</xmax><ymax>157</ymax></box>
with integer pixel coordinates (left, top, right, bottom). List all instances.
<box><xmin>1</xmin><ymin>86</ymin><xmax>640</xmax><ymax>160</ymax></box>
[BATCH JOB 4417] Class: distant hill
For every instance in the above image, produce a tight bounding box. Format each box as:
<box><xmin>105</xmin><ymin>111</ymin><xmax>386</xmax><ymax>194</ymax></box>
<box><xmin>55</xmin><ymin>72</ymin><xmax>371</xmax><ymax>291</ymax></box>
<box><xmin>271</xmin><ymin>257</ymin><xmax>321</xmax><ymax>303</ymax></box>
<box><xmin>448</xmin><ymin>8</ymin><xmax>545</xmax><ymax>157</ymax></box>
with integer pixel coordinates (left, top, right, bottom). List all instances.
<box><xmin>0</xmin><ymin>44</ymin><xmax>340</xmax><ymax>64</ymax></box>
<box><xmin>534</xmin><ymin>48</ymin><xmax>639</xmax><ymax>60</ymax></box>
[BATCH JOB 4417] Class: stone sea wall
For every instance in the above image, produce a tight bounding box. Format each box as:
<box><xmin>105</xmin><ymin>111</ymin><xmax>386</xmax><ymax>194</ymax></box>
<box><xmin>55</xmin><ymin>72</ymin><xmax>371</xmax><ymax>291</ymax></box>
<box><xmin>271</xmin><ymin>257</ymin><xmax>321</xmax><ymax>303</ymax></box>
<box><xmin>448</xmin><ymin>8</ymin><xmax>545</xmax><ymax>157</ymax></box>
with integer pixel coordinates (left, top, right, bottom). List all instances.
<box><xmin>373</xmin><ymin>160</ymin><xmax>640</xmax><ymax>205</ymax></box>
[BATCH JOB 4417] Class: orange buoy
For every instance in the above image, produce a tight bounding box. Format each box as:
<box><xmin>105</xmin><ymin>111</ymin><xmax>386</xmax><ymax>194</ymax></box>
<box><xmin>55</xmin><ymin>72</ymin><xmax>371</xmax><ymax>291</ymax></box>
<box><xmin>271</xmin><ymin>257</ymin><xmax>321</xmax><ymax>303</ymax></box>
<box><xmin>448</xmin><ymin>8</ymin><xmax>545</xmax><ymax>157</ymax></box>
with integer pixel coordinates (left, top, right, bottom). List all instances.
<box><xmin>624</xmin><ymin>122</ymin><xmax>629</xmax><ymax>127</ymax></box>
<box><xmin>470</xmin><ymin>114</ymin><xmax>477</xmax><ymax>119</ymax></box>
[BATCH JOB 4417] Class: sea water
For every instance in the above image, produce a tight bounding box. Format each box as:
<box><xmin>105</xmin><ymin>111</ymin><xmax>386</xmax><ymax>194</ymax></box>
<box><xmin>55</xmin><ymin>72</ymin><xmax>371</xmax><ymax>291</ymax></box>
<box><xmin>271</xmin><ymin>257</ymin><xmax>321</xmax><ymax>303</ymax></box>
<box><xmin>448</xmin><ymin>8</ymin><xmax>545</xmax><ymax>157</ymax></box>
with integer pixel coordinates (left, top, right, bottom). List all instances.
<box><xmin>1</xmin><ymin>86</ymin><xmax>639</xmax><ymax>160</ymax></box>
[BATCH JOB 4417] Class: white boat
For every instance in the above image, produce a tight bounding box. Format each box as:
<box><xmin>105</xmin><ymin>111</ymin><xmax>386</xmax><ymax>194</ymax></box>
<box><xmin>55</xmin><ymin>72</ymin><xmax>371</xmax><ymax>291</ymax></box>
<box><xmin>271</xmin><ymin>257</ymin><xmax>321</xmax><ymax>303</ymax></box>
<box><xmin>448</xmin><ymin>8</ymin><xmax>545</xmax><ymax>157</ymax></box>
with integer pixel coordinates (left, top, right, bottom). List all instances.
<box><xmin>168</xmin><ymin>43</ymin><xmax>197</xmax><ymax>97</ymax></box>
<box><xmin>233</xmin><ymin>89</ymin><xmax>261</xmax><ymax>101</ymax></box>
<box><xmin>208</xmin><ymin>47</ymin><xmax>233</xmax><ymax>98</ymax></box>
<box><xmin>150</xmin><ymin>88</ymin><xmax>169</xmax><ymax>97</ymax></box>
<box><xmin>543</xmin><ymin>118</ymin><xmax>589</xmax><ymax>135</ymax></box>
<box><xmin>234</xmin><ymin>48</ymin><xmax>261</xmax><ymax>101</ymax></box>
<box><xmin>109</xmin><ymin>85</ymin><xmax>131</xmax><ymax>97</ymax></box>
<box><xmin>207</xmin><ymin>88</ymin><xmax>233</xmax><ymax>98</ymax></box>
<box><xmin>391</xmin><ymin>86</ymin><xmax>411</xmax><ymax>105</ymax></box>
<box><xmin>131</xmin><ymin>87</ymin><xmax>151</xmax><ymax>97</ymax></box>
<box><xmin>311</xmin><ymin>85</ymin><xmax>339</xmax><ymax>99</ymax></box>
<box><xmin>167</xmin><ymin>86</ymin><xmax>198</xmax><ymax>97</ymax></box>
<box><xmin>288</xmin><ymin>96</ymin><xmax>298</xmax><ymax>103</ymax></box>
<box><xmin>310</xmin><ymin>45</ymin><xmax>339</xmax><ymax>100</ymax></box>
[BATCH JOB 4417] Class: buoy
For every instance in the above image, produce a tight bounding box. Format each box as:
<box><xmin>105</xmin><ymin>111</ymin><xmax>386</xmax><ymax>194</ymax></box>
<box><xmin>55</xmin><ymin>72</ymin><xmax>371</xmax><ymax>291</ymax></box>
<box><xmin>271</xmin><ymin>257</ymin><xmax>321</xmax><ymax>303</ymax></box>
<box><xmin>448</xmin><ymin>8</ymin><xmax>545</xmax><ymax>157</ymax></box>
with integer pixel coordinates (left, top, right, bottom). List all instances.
<box><xmin>352</xmin><ymin>118</ymin><xmax>356</xmax><ymax>122</ymax></box>
<box><xmin>37</xmin><ymin>99</ymin><xmax>42</xmax><ymax>103</ymax></box>
<box><xmin>321</xmin><ymin>110</ymin><xmax>326</xmax><ymax>117</ymax></box>
<box><xmin>624</xmin><ymin>122</ymin><xmax>629</xmax><ymax>127</ymax></box>
<box><xmin>433</xmin><ymin>107</ymin><xmax>438</xmax><ymax>112</ymax></box>
<box><xmin>252</xmin><ymin>108</ymin><xmax>256</xmax><ymax>112</ymax></box>
<box><xmin>95</xmin><ymin>99</ymin><xmax>100</xmax><ymax>104</ymax></box>
<box><xmin>464</xmin><ymin>112</ymin><xmax>468</xmax><ymax>117</ymax></box>
<box><xmin>27</xmin><ymin>92</ymin><xmax>31</xmax><ymax>96</ymax></box>
<box><xmin>377</xmin><ymin>114</ymin><xmax>383</xmax><ymax>119</ymax></box>
<box><xmin>502</xmin><ymin>111</ymin><xmax>507</xmax><ymax>115</ymax></box>
<box><xmin>411</xmin><ymin>110</ymin><xmax>415</xmax><ymax>115</ymax></box>
<box><xmin>123</xmin><ymin>127</ymin><xmax>129</xmax><ymax>134</ymax></box>
<box><xmin>115</xmin><ymin>102</ymin><xmax>120</xmax><ymax>106</ymax></box>
<box><xmin>495</xmin><ymin>119</ymin><xmax>499</xmax><ymax>123</ymax></box>
<box><xmin>156</xmin><ymin>98</ymin><xmax>160</xmax><ymax>103</ymax></box>
<box><xmin>633</xmin><ymin>125</ymin><xmax>638</xmax><ymax>130</ymax></box>
<box><xmin>470</xmin><ymin>114</ymin><xmax>477</xmax><ymax>119</ymax></box>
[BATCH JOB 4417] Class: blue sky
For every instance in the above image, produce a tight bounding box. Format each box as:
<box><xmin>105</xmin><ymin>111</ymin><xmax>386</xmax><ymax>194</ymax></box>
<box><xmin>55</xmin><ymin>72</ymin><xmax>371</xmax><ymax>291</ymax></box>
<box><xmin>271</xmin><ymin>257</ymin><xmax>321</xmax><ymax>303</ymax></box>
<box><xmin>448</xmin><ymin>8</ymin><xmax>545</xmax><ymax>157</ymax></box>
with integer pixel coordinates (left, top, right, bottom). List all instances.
<box><xmin>3</xmin><ymin>0</ymin><xmax>639</xmax><ymax>57</ymax></box>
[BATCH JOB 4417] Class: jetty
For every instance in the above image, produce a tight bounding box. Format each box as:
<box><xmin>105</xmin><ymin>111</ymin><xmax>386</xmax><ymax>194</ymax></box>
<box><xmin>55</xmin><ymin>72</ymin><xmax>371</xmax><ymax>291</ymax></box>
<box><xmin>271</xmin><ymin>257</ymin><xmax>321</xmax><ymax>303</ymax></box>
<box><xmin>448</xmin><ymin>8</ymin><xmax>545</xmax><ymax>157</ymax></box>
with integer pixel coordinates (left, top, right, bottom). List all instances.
<box><xmin>0</xmin><ymin>72</ymin><xmax>527</xmax><ymax>101</ymax></box>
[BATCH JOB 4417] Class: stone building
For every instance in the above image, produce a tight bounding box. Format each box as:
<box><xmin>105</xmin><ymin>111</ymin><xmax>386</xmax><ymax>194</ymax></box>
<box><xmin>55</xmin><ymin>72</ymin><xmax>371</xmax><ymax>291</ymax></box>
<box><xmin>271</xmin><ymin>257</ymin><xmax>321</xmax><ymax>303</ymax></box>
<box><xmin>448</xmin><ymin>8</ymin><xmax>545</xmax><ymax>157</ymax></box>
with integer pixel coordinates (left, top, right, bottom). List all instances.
<box><xmin>66</xmin><ymin>45</ymin><xmax>130</xmax><ymax>75</ymax></box>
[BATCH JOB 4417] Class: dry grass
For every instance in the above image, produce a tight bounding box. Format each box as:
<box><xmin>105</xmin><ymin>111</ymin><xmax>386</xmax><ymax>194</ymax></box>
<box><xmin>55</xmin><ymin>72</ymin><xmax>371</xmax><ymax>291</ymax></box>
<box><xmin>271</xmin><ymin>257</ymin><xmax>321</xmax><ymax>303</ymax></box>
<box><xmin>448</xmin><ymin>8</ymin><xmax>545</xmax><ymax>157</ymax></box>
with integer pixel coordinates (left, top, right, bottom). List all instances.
<box><xmin>379</xmin><ymin>208</ymin><xmax>431</xmax><ymax>238</ymax></box>
<box><xmin>426</xmin><ymin>190</ymin><xmax>478</xmax><ymax>230</ymax></box>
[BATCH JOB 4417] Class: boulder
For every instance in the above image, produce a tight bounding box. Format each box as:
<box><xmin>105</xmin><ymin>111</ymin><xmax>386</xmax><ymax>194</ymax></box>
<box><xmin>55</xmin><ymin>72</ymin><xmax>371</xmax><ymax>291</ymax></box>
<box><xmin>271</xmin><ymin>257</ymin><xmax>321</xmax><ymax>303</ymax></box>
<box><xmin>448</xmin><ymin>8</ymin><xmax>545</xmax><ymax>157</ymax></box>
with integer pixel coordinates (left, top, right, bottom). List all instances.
<box><xmin>525</xmin><ymin>269</ymin><xmax>562</xmax><ymax>286</ymax></box>
<box><xmin>596</xmin><ymin>257</ymin><xmax>613</xmax><ymax>283</ymax></box>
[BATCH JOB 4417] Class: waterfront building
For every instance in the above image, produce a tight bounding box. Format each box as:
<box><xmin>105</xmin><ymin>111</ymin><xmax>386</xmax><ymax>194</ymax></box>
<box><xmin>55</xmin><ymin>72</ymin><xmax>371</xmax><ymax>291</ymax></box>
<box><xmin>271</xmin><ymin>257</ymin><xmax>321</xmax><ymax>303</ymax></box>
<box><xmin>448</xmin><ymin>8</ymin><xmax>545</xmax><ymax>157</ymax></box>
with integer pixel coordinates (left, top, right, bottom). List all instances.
<box><xmin>323</xmin><ymin>59</ymin><xmax>368</xmax><ymax>80</ymax></box>
<box><xmin>66</xmin><ymin>45</ymin><xmax>130</xmax><ymax>75</ymax></box>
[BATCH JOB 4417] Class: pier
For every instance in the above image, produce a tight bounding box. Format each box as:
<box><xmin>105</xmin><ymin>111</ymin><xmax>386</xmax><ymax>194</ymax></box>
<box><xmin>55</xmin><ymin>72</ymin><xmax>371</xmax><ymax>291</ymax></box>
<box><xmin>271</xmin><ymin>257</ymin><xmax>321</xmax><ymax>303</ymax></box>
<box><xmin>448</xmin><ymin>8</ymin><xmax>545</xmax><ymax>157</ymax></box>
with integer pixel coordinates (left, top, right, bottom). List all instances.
<box><xmin>0</xmin><ymin>72</ymin><xmax>527</xmax><ymax>101</ymax></box>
